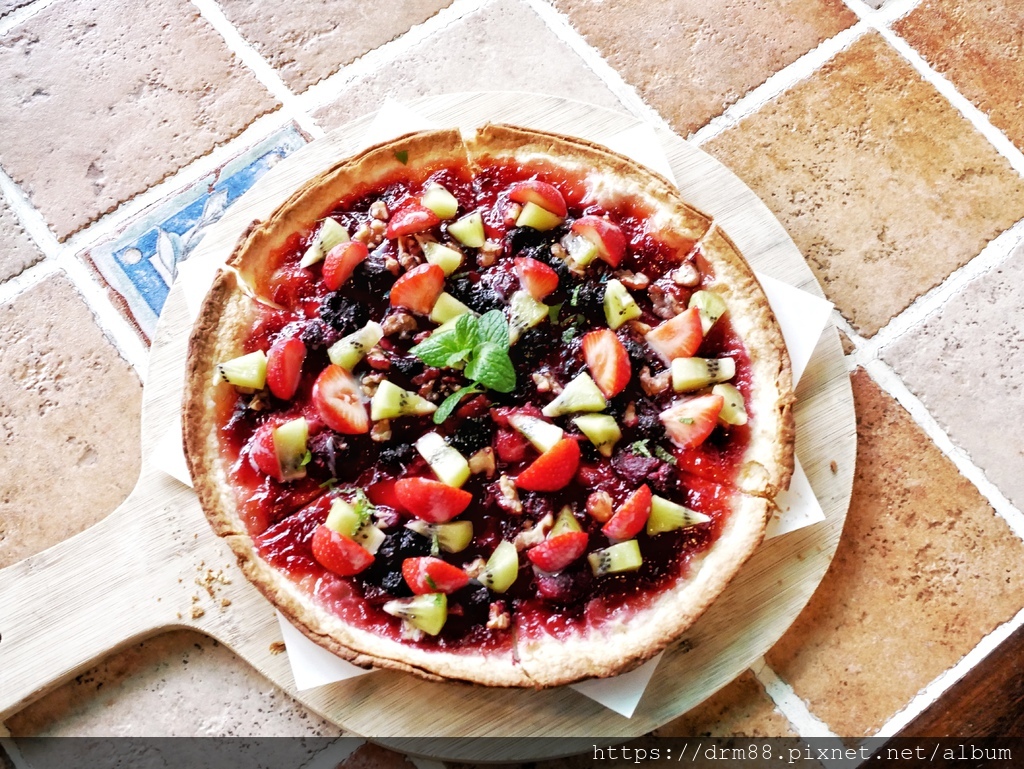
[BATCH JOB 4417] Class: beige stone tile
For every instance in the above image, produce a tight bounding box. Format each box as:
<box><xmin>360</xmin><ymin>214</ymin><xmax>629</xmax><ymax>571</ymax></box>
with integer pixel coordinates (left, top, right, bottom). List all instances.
<box><xmin>0</xmin><ymin>275</ymin><xmax>141</xmax><ymax>569</ymax></box>
<box><xmin>765</xmin><ymin>369</ymin><xmax>1024</xmax><ymax>736</ymax></box>
<box><xmin>705</xmin><ymin>34</ymin><xmax>1024</xmax><ymax>337</ymax></box>
<box><xmin>883</xmin><ymin>240</ymin><xmax>1024</xmax><ymax>511</ymax></box>
<box><xmin>895</xmin><ymin>0</ymin><xmax>1024</xmax><ymax>153</ymax></box>
<box><xmin>219</xmin><ymin>0</ymin><xmax>454</xmax><ymax>94</ymax></box>
<box><xmin>0</xmin><ymin>0</ymin><xmax>278</xmax><ymax>241</ymax></box>
<box><xmin>656</xmin><ymin>671</ymin><xmax>794</xmax><ymax>737</ymax></box>
<box><xmin>0</xmin><ymin>194</ymin><xmax>45</xmax><ymax>282</ymax></box>
<box><xmin>6</xmin><ymin>630</ymin><xmax>341</xmax><ymax>736</ymax></box>
<box><xmin>312</xmin><ymin>0</ymin><xmax>626</xmax><ymax>132</ymax></box>
<box><xmin>551</xmin><ymin>0</ymin><xmax>856</xmax><ymax>136</ymax></box>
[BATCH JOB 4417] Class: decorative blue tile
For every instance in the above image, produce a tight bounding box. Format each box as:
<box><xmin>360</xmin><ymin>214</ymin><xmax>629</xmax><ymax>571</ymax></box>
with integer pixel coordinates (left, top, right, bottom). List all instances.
<box><xmin>86</xmin><ymin>124</ymin><xmax>308</xmax><ymax>341</ymax></box>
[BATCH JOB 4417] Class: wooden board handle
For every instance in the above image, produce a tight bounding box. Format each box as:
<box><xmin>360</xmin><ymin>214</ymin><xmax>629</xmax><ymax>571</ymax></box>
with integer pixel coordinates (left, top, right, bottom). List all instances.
<box><xmin>0</xmin><ymin>482</ymin><xmax>181</xmax><ymax>720</ymax></box>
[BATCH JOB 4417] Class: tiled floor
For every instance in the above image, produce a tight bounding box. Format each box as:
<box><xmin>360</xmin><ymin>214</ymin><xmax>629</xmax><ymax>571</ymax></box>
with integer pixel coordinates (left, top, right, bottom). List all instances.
<box><xmin>2</xmin><ymin>0</ymin><xmax>1024</xmax><ymax>761</ymax></box>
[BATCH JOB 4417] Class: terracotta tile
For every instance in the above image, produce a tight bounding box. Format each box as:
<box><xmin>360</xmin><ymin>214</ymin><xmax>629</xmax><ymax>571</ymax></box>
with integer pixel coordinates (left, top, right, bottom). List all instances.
<box><xmin>895</xmin><ymin>0</ymin><xmax>1024</xmax><ymax>153</ymax></box>
<box><xmin>312</xmin><ymin>0</ymin><xmax>626</xmax><ymax>132</ymax></box>
<box><xmin>704</xmin><ymin>34</ymin><xmax>1024</xmax><ymax>337</ymax></box>
<box><xmin>0</xmin><ymin>0</ymin><xmax>278</xmax><ymax>241</ymax></box>
<box><xmin>6</xmin><ymin>630</ymin><xmax>341</xmax><ymax>736</ymax></box>
<box><xmin>0</xmin><ymin>194</ymin><xmax>45</xmax><ymax>282</ymax></box>
<box><xmin>0</xmin><ymin>275</ymin><xmax>141</xmax><ymax>570</ymax></box>
<box><xmin>656</xmin><ymin>671</ymin><xmax>794</xmax><ymax>737</ymax></box>
<box><xmin>551</xmin><ymin>0</ymin><xmax>856</xmax><ymax>136</ymax></box>
<box><xmin>218</xmin><ymin>0</ymin><xmax>454</xmax><ymax>94</ymax></box>
<box><xmin>883</xmin><ymin>240</ymin><xmax>1024</xmax><ymax>511</ymax></box>
<box><xmin>765</xmin><ymin>369</ymin><xmax>1024</xmax><ymax>736</ymax></box>
<box><xmin>839</xmin><ymin>329</ymin><xmax>856</xmax><ymax>356</ymax></box>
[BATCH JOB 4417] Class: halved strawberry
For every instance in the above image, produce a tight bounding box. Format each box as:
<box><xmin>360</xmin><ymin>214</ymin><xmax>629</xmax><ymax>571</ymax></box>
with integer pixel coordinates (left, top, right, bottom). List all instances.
<box><xmin>312</xmin><ymin>364</ymin><xmax>369</xmax><ymax>434</ymax></box>
<box><xmin>389</xmin><ymin>263</ymin><xmax>445</xmax><ymax>315</ymax></box>
<box><xmin>602</xmin><ymin>484</ymin><xmax>653</xmax><ymax>541</ymax></box>
<box><xmin>312</xmin><ymin>524</ymin><xmax>374</xmax><ymax>576</ymax></box>
<box><xmin>266</xmin><ymin>336</ymin><xmax>306</xmax><ymax>400</ymax></box>
<box><xmin>394</xmin><ymin>477</ymin><xmax>473</xmax><ymax>523</ymax></box>
<box><xmin>248</xmin><ymin>421</ymin><xmax>282</xmax><ymax>479</ymax></box>
<box><xmin>385</xmin><ymin>204</ymin><xmax>441</xmax><ymax>239</ymax></box>
<box><xmin>402</xmin><ymin>556</ymin><xmax>470</xmax><ymax>594</ymax></box>
<box><xmin>322</xmin><ymin>240</ymin><xmax>369</xmax><ymax>291</ymax></box>
<box><xmin>645</xmin><ymin>306</ymin><xmax>704</xmax><ymax>364</ymax></box>
<box><xmin>508</xmin><ymin>180</ymin><xmax>567</xmax><ymax>217</ymax></box>
<box><xmin>571</xmin><ymin>215</ymin><xmax>627</xmax><ymax>267</ymax></box>
<box><xmin>516</xmin><ymin>438</ymin><xmax>580</xmax><ymax>492</ymax></box>
<box><xmin>582</xmin><ymin>329</ymin><xmax>631</xmax><ymax>399</ymax></box>
<box><xmin>494</xmin><ymin>428</ymin><xmax>529</xmax><ymax>463</ymax></box>
<box><xmin>527</xmin><ymin>531</ymin><xmax>589</xmax><ymax>572</ymax></box>
<box><xmin>660</xmin><ymin>394</ymin><xmax>724</xmax><ymax>449</ymax></box>
<box><xmin>513</xmin><ymin>256</ymin><xmax>559</xmax><ymax>301</ymax></box>
<box><xmin>366</xmin><ymin>477</ymin><xmax>402</xmax><ymax>510</ymax></box>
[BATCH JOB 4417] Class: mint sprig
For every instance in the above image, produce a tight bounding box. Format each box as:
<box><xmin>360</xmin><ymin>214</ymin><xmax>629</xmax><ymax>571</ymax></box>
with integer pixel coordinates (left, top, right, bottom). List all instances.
<box><xmin>409</xmin><ymin>310</ymin><xmax>517</xmax><ymax>424</ymax></box>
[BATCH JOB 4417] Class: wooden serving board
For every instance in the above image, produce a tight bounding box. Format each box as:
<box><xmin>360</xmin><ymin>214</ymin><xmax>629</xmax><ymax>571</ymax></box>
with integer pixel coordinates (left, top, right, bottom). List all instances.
<box><xmin>0</xmin><ymin>93</ymin><xmax>855</xmax><ymax>760</ymax></box>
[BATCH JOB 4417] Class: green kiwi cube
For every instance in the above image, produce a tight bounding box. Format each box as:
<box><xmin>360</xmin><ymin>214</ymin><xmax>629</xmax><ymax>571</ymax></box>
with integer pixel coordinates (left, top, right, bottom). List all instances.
<box><xmin>447</xmin><ymin>211</ymin><xmax>485</xmax><ymax>248</ymax></box>
<box><xmin>515</xmin><ymin>201</ymin><xmax>563</xmax><ymax>232</ymax></box>
<box><xmin>713</xmin><ymin>383</ymin><xmax>748</xmax><ymax>425</ymax></box>
<box><xmin>423</xmin><ymin>241</ymin><xmax>464</xmax><ymax>275</ymax></box>
<box><xmin>299</xmin><ymin>217</ymin><xmax>349</xmax><ymax>267</ymax></box>
<box><xmin>429</xmin><ymin>292</ymin><xmax>474</xmax><ymax>325</ymax></box>
<box><xmin>689</xmin><ymin>290</ymin><xmax>728</xmax><ymax>334</ymax></box>
<box><xmin>671</xmin><ymin>357</ymin><xmax>736</xmax><ymax>392</ymax></box>
<box><xmin>406</xmin><ymin>520</ymin><xmax>474</xmax><ymax>553</ymax></box>
<box><xmin>572</xmin><ymin>414</ymin><xmax>621</xmax><ymax>457</ymax></box>
<box><xmin>370</xmin><ymin>380</ymin><xmax>438</xmax><ymax>420</ymax></box>
<box><xmin>325</xmin><ymin>498</ymin><xmax>363</xmax><ymax>537</ymax></box>
<box><xmin>421</xmin><ymin>183</ymin><xmax>459</xmax><ymax>219</ymax></box>
<box><xmin>561</xmin><ymin>232</ymin><xmax>600</xmax><ymax>269</ymax></box>
<box><xmin>541</xmin><ymin>373</ymin><xmax>607</xmax><ymax>417</ymax></box>
<box><xmin>647</xmin><ymin>495</ymin><xmax>711</xmax><ymax>536</ymax></box>
<box><xmin>215</xmin><ymin>350</ymin><xmax>268</xmax><ymax>390</ymax></box>
<box><xmin>588</xmin><ymin>540</ymin><xmax>643</xmax><ymax>576</ymax></box>
<box><xmin>415</xmin><ymin>432</ymin><xmax>470</xmax><ymax>488</ymax></box>
<box><xmin>478</xmin><ymin>540</ymin><xmax>519</xmax><ymax>592</ymax></box>
<box><xmin>550</xmin><ymin>505</ymin><xmax>583</xmax><ymax>537</ymax></box>
<box><xmin>273</xmin><ymin>417</ymin><xmax>309</xmax><ymax>481</ymax></box>
<box><xmin>603</xmin><ymin>279</ymin><xmax>642</xmax><ymax>330</ymax></box>
<box><xmin>508</xmin><ymin>414</ymin><xmax>564</xmax><ymax>454</ymax></box>
<box><xmin>507</xmin><ymin>290</ymin><xmax>549</xmax><ymax>344</ymax></box>
<box><xmin>383</xmin><ymin>593</ymin><xmax>447</xmax><ymax>636</ymax></box>
<box><xmin>327</xmin><ymin>321</ymin><xmax>384</xmax><ymax>370</ymax></box>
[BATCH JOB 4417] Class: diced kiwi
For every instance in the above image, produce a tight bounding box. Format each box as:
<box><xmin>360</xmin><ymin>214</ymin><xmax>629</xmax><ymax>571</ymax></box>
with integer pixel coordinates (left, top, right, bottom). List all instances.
<box><xmin>588</xmin><ymin>540</ymin><xmax>643</xmax><ymax>576</ymax></box>
<box><xmin>272</xmin><ymin>417</ymin><xmax>309</xmax><ymax>481</ymax></box>
<box><xmin>478</xmin><ymin>540</ymin><xmax>519</xmax><ymax>593</ymax></box>
<box><xmin>299</xmin><ymin>217</ymin><xmax>349</xmax><ymax>268</ymax></box>
<box><xmin>689</xmin><ymin>290</ymin><xmax>728</xmax><ymax>334</ymax></box>
<box><xmin>507</xmin><ymin>290</ymin><xmax>549</xmax><ymax>344</ymax></box>
<box><xmin>508</xmin><ymin>413</ymin><xmax>564</xmax><ymax>454</ymax></box>
<box><xmin>429</xmin><ymin>292</ymin><xmax>474</xmax><ymax>325</ymax></box>
<box><xmin>415</xmin><ymin>432</ymin><xmax>471</xmax><ymax>488</ymax></box>
<box><xmin>550</xmin><ymin>505</ymin><xmax>583</xmax><ymax>537</ymax></box>
<box><xmin>421</xmin><ymin>183</ymin><xmax>459</xmax><ymax>219</ymax></box>
<box><xmin>560</xmin><ymin>231</ymin><xmax>600</xmax><ymax>269</ymax></box>
<box><xmin>671</xmin><ymin>357</ymin><xmax>736</xmax><ymax>392</ymax></box>
<box><xmin>647</xmin><ymin>495</ymin><xmax>711</xmax><ymax>536</ymax></box>
<box><xmin>423</xmin><ymin>241</ymin><xmax>464</xmax><ymax>275</ymax></box>
<box><xmin>383</xmin><ymin>592</ymin><xmax>447</xmax><ymax>636</ymax></box>
<box><xmin>327</xmin><ymin>321</ymin><xmax>384</xmax><ymax>370</ymax></box>
<box><xmin>447</xmin><ymin>211</ymin><xmax>485</xmax><ymax>248</ymax></box>
<box><xmin>713</xmin><ymin>383</ymin><xmax>748</xmax><ymax>426</ymax></box>
<box><xmin>325</xmin><ymin>498</ymin><xmax>364</xmax><ymax>537</ymax></box>
<box><xmin>541</xmin><ymin>373</ymin><xmax>607</xmax><ymax>417</ymax></box>
<box><xmin>370</xmin><ymin>380</ymin><xmax>438</xmax><ymax>420</ymax></box>
<box><xmin>405</xmin><ymin>520</ymin><xmax>474</xmax><ymax>553</ymax></box>
<box><xmin>215</xmin><ymin>350</ymin><xmax>268</xmax><ymax>390</ymax></box>
<box><xmin>603</xmin><ymin>279</ymin><xmax>642</xmax><ymax>330</ymax></box>
<box><xmin>572</xmin><ymin>413</ymin><xmax>621</xmax><ymax>458</ymax></box>
<box><xmin>355</xmin><ymin>524</ymin><xmax>386</xmax><ymax>555</ymax></box>
<box><xmin>516</xmin><ymin>201</ymin><xmax>563</xmax><ymax>232</ymax></box>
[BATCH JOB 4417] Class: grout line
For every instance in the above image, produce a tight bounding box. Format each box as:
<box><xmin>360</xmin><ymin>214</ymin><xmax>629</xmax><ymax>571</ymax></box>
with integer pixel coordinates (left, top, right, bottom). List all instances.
<box><xmin>869</xmin><ymin>0</ymin><xmax>925</xmax><ymax>26</ymax></box>
<box><xmin>0</xmin><ymin>0</ymin><xmax>58</xmax><ymax>36</ymax></box>
<box><xmin>0</xmin><ymin>737</ymin><xmax>33</xmax><ymax>769</ymax></box>
<box><xmin>295</xmin><ymin>737</ymin><xmax>364</xmax><ymax>769</ymax></box>
<box><xmin>0</xmin><ymin>259</ymin><xmax>59</xmax><ymax>306</ymax></box>
<box><xmin>873</xmin><ymin>604</ymin><xmax>1024</xmax><ymax>738</ymax></box>
<box><xmin>751</xmin><ymin>658</ymin><xmax>838</xmax><ymax>738</ymax></box>
<box><xmin>0</xmin><ymin>167</ymin><xmax>61</xmax><ymax>260</ymax></box>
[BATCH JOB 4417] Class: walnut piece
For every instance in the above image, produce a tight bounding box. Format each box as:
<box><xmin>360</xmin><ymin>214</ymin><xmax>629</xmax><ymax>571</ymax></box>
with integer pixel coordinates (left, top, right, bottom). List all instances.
<box><xmin>586</xmin><ymin>491</ymin><xmax>614</xmax><ymax>522</ymax></box>
<box><xmin>640</xmin><ymin>365</ymin><xmax>672</xmax><ymax>396</ymax></box>
<box><xmin>496</xmin><ymin>474</ymin><xmax>523</xmax><ymax>515</ymax></box>
<box><xmin>382</xmin><ymin>311</ymin><xmax>418</xmax><ymax>338</ymax></box>
<box><xmin>487</xmin><ymin>601</ymin><xmax>510</xmax><ymax>630</ymax></box>
<box><xmin>469</xmin><ymin>447</ymin><xmax>496</xmax><ymax>478</ymax></box>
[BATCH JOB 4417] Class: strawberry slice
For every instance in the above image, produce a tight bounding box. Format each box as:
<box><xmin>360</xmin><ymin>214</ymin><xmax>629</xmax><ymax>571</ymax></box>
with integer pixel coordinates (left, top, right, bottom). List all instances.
<box><xmin>402</xmin><ymin>556</ymin><xmax>470</xmax><ymax>594</ymax></box>
<box><xmin>366</xmin><ymin>477</ymin><xmax>403</xmax><ymax>510</ymax></box>
<box><xmin>248</xmin><ymin>421</ymin><xmax>283</xmax><ymax>479</ymax></box>
<box><xmin>494</xmin><ymin>428</ymin><xmax>528</xmax><ymax>463</ymax></box>
<box><xmin>394</xmin><ymin>477</ymin><xmax>473</xmax><ymax>523</ymax></box>
<box><xmin>516</xmin><ymin>438</ymin><xmax>580</xmax><ymax>492</ymax></box>
<box><xmin>571</xmin><ymin>215</ymin><xmax>627</xmax><ymax>267</ymax></box>
<box><xmin>645</xmin><ymin>306</ymin><xmax>703</xmax><ymax>364</ymax></box>
<box><xmin>267</xmin><ymin>336</ymin><xmax>306</xmax><ymax>400</ymax></box>
<box><xmin>582</xmin><ymin>328</ymin><xmax>631</xmax><ymax>399</ymax></box>
<box><xmin>389</xmin><ymin>263</ymin><xmax>445</xmax><ymax>315</ymax></box>
<box><xmin>603</xmin><ymin>484</ymin><xmax>653</xmax><ymax>541</ymax></box>
<box><xmin>312</xmin><ymin>364</ymin><xmax>369</xmax><ymax>434</ymax></box>
<box><xmin>312</xmin><ymin>524</ymin><xmax>374</xmax><ymax>576</ymax></box>
<box><xmin>527</xmin><ymin>531</ymin><xmax>589</xmax><ymax>572</ymax></box>
<box><xmin>660</xmin><ymin>394</ymin><xmax>724</xmax><ymax>449</ymax></box>
<box><xmin>385</xmin><ymin>204</ymin><xmax>441</xmax><ymax>239</ymax></box>
<box><xmin>322</xmin><ymin>240</ymin><xmax>369</xmax><ymax>291</ymax></box>
<box><xmin>508</xmin><ymin>180</ymin><xmax>567</xmax><ymax>217</ymax></box>
<box><xmin>514</xmin><ymin>256</ymin><xmax>559</xmax><ymax>301</ymax></box>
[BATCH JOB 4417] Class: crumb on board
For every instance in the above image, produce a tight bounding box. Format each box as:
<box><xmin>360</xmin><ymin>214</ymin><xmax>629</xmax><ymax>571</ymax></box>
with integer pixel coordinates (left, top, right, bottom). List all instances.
<box><xmin>830</xmin><ymin>460</ymin><xmax>838</xmax><ymax>474</ymax></box>
<box><xmin>269</xmin><ymin>641</ymin><xmax>287</xmax><ymax>655</ymax></box>
<box><xmin>191</xmin><ymin>606</ymin><xmax>205</xmax><ymax>620</ymax></box>
<box><xmin>221</xmin><ymin>598</ymin><xmax>232</xmax><ymax>608</ymax></box>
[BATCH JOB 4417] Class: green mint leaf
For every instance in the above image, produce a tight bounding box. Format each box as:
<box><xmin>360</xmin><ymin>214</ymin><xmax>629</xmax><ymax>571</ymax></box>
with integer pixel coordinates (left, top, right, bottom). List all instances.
<box><xmin>653</xmin><ymin>445</ymin><xmax>677</xmax><ymax>465</ymax></box>
<box><xmin>465</xmin><ymin>343</ymin><xmax>516</xmax><ymax>393</ymax></box>
<box><xmin>630</xmin><ymin>440</ymin><xmax>652</xmax><ymax>457</ymax></box>
<box><xmin>352</xmin><ymin>489</ymin><xmax>375</xmax><ymax>519</ymax></box>
<box><xmin>430</xmin><ymin>533</ymin><xmax>441</xmax><ymax>557</ymax></box>
<box><xmin>318</xmin><ymin>477</ymin><xmax>337</xmax><ymax>490</ymax></box>
<box><xmin>561</xmin><ymin>326</ymin><xmax>577</xmax><ymax>343</ymax></box>
<box><xmin>453</xmin><ymin>311</ymin><xmax>481</xmax><ymax>350</ymax></box>
<box><xmin>395</xmin><ymin>150</ymin><xmax>409</xmax><ymax>164</ymax></box>
<box><xmin>425</xmin><ymin>574</ymin><xmax>438</xmax><ymax>590</ymax></box>
<box><xmin>547</xmin><ymin>302</ymin><xmax>563</xmax><ymax>323</ymax></box>
<box><xmin>477</xmin><ymin>309</ymin><xmax>510</xmax><ymax>349</ymax></box>
<box><xmin>409</xmin><ymin>325</ymin><xmax>472</xmax><ymax>367</ymax></box>
<box><xmin>432</xmin><ymin>384</ymin><xmax>482</xmax><ymax>424</ymax></box>
<box><xmin>570</xmin><ymin>285</ymin><xmax>582</xmax><ymax>306</ymax></box>
<box><xmin>300</xmin><ymin>450</ymin><xmax>312</xmax><ymax>467</ymax></box>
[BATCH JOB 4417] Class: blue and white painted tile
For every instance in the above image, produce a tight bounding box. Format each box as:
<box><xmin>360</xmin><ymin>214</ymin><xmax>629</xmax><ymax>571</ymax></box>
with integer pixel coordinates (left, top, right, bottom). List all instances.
<box><xmin>85</xmin><ymin>124</ymin><xmax>308</xmax><ymax>341</ymax></box>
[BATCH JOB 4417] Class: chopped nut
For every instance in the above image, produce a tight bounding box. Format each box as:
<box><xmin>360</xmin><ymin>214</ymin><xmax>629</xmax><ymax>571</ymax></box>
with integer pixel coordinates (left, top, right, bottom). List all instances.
<box><xmin>361</xmin><ymin>371</ymin><xmax>385</xmax><ymax>397</ymax></box>
<box><xmin>469</xmin><ymin>447</ymin><xmax>496</xmax><ymax>478</ymax></box>
<box><xmin>623</xmin><ymin>402</ymin><xmax>638</xmax><ymax>427</ymax></box>
<box><xmin>382</xmin><ymin>311</ymin><xmax>418</xmax><ymax>338</ymax></box>
<box><xmin>399</xmin><ymin>249</ymin><xmax>422</xmax><ymax>271</ymax></box>
<box><xmin>496</xmin><ymin>474</ymin><xmax>523</xmax><ymax>515</ymax></box>
<box><xmin>617</xmin><ymin>270</ymin><xmax>650</xmax><ymax>290</ymax></box>
<box><xmin>586</xmin><ymin>491</ymin><xmax>614</xmax><ymax>523</ymax></box>
<box><xmin>532</xmin><ymin>370</ymin><xmax>562</xmax><ymax>394</ymax></box>
<box><xmin>640</xmin><ymin>365</ymin><xmax>672</xmax><ymax>396</ymax></box>
<box><xmin>365</xmin><ymin>346</ymin><xmax>391</xmax><ymax>371</ymax></box>
<box><xmin>514</xmin><ymin>512</ymin><xmax>553</xmax><ymax>551</ymax></box>
<box><xmin>417</xmin><ymin>378</ymin><xmax>438</xmax><ymax>402</ymax></box>
<box><xmin>625</xmin><ymin>319</ymin><xmax>652</xmax><ymax>336</ymax></box>
<box><xmin>371</xmin><ymin>419</ymin><xmax>393</xmax><ymax>442</ymax></box>
<box><xmin>550</xmin><ymin>242</ymin><xmax>567</xmax><ymax>261</ymax></box>
<box><xmin>487</xmin><ymin>601</ymin><xmax>511</xmax><ymax>630</ymax></box>
<box><xmin>476</xmin><ymin>239</ymin><xmax>502</xmax><ymax>268</ymax></box>
<box><xmin>504</xmin><ymin>201</ymin><xmax>523</xmax><ymax>226</ymax></box>
<box><xmin>269</xmin><ymin>641</ymin><xmax>286</xmax><ymax>655</ymax></box>
<box><xmin>463</xmin><ymin>556</ymin><xmax>487</xmax><ymax>580</ymax></box>
<box><xmin>672</xmin><ymin>262</ymin><xmax>701</xmax><ymax>287</ymax></box>
<box><xmin>353</xmin><ymin>222</ymin><xmax>372</xmax><ymax>244</ymax></box>
<box><xmin>384</xmin><ymin>255</ymin><xmax>401</xmax><ymax>274</ymax></box>
<box><xmin>369</xmin><ymin>200</ymin><xmax>389</xmax><ymax>220</ymax></box>
<box><xmin>650</xmin><ymin>282</ymin><xmax>686</xmax><ymax>319</ymax></box>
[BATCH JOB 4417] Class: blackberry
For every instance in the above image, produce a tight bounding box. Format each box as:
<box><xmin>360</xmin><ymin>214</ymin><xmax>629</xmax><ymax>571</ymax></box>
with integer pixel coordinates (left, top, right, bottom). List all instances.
<box><xmin>449</xmin><ymin>417</ymin><xmax>494</xmax><ymax>456</ymax></box>
<box><xmin>622</xmin><ymin>337</ymin><xmax>659</xmax><ymax>370</ymax></box>
<box><xmin>362</xmin><ymin>528</ymin><xmax>431</xmax><ymax>595</ymax></box>
<box><xmin>632</xmin><ymin>399</ymin><xmax>663</xmax><ymax>441</ymax></box>
<box><xmin>512</xmin><ymin>326</ymin><xmax>557</xmax><ymax>371</ymax></box>
<box><xmin>299</xmin><ymin>318</ymin><xmax>341</xmax><ymax>350</ymax></box>
<box><xmin>307</xmin><ymin>433</ymin><xmax>348</xmax><ymax>477</ymax></box>
<box><xmin>378</xmin><ymin>442</ymin><xmax>415</xmax><ymax>468</ymax></box>
<box><xmin>446</xmin><ymin>273</ymin><xmax>503</xmax><ymax>314</ymax></box>
<box><xmin>320</xmin><ymin>291</ymin><xmax>369</xmax><ymax>336</ymax></box>
<box><xmin>569</xmin><ymin>277</ymin><xmax>606</xmax><ymax>317</ymax></box>
<box><xmin>389</xmin><ymin>354</ymin><xmax>424</xmax><ymax>379</ymax></box>
<box><xmin>504</xmin><ymin>226</ymin><xmax>550</xmax><ymax>255</ymax></box>
<box><xmin>353</xmin><ymin>247</ymin><xmax>395</xmax><ymax>293</ymax></box>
